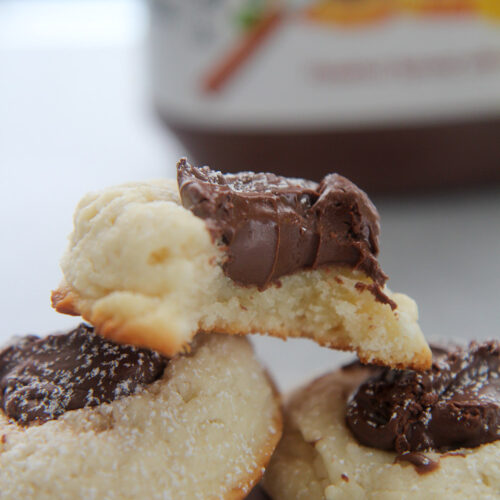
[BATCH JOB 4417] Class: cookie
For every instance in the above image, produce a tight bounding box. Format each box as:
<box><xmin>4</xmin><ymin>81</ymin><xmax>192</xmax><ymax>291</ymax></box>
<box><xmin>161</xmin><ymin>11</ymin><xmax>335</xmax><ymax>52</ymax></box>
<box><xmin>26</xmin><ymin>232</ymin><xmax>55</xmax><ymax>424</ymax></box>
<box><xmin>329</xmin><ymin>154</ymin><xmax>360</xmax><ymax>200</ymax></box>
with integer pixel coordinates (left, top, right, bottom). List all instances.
<box><xmin>0</xmin><ymin>325</ymin><xmax>282</xmax><ymax>500</ymax></box>
<box><xmin>262</xmin><ymin>341</ymin><xmax>500</xmax><ymax>500</ymax></box>
<box><xmin>52</xmin><ymin>161</ymin><xmax>431</xmax><ymax>369</ymax></box>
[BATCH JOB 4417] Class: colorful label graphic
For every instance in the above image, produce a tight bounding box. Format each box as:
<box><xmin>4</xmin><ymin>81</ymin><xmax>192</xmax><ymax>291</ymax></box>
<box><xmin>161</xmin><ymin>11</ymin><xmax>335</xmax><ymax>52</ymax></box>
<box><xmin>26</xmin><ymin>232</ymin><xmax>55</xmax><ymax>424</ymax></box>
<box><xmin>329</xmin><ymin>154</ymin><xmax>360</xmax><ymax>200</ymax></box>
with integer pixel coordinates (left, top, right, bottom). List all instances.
<box><xmin>150</xmin><ymin>0</ymin><xmax>500</xmax><ymax>129</ymax></box>
<box><xmin>401</xmin><ymin>0</ymin><xmax>477</xmax><ymax>14</ymax></box>
<box><xmin>307</xmin><ymin>0</ymin><xmax>500</xmax><ymax>25</ymax></box>
<box><xmin>478</xmin><ymin>0</ymin><xmax>500</xmax><ymax>19</ymax></box>
<box><xmin>306</xmin><ymin>1</ymin><xmax>394</xmax><ymax>26</ymax></box>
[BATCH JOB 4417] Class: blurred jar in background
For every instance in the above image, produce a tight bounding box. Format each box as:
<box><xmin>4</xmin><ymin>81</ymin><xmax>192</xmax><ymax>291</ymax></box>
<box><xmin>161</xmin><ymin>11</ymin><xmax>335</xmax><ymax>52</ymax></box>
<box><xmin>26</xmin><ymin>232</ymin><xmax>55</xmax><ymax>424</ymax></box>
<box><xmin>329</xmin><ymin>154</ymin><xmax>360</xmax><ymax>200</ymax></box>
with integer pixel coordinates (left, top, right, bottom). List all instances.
<box><xmin>148</xmin><ymin>0</ymin><xmax>500</xmax><ymax>193</ymax></box>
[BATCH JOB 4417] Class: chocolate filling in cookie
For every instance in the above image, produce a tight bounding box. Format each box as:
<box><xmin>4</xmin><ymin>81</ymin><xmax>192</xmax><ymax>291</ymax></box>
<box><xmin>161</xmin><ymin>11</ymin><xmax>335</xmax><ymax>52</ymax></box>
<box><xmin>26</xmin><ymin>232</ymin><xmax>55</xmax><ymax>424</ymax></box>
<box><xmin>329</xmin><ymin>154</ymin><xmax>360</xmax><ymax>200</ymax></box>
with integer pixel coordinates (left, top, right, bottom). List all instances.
<box><xmin>177</xmin><ymin>160</ymin><xmax>394</xmax><ymax>308</ymax></box>
<box><xmin>346</xmin><ymin>341</ymin><xmax>500</xmax><ymax>470</ymax></box>
<box><xmin>0</xmin><ymin>324</ymin><xmax>167</xmax><ymax>425</ymax></box>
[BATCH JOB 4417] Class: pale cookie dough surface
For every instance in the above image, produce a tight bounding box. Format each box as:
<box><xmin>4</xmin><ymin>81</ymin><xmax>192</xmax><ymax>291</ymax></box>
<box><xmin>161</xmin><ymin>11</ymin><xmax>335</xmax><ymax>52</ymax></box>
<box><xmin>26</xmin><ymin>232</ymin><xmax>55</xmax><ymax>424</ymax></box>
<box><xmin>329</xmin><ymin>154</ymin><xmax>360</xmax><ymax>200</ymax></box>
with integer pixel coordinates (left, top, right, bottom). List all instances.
<box><xmin>0</xmin><ymin>334</ymin><xmax>282</xmax><ymax>500</ymax></box>
<box><xmin>262</xmin><ymin>367</ymin><xmax>500</xmax><ymax>500</ymax></box>
<box><xmin>53</xmin><ymin>180</ymin><xmax>430</xmax><ymax>369</ymax></box>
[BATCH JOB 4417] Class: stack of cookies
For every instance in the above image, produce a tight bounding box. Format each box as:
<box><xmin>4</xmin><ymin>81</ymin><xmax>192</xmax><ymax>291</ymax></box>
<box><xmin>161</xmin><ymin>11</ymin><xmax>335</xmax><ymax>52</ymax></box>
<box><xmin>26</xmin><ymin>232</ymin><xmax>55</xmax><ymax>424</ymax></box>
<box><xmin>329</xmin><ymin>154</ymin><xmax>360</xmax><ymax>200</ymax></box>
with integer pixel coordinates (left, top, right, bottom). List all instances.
<box><xmin>1</xmin><ymin>160</ymin><xmax>498</xmax><ymax>499</ymax></box>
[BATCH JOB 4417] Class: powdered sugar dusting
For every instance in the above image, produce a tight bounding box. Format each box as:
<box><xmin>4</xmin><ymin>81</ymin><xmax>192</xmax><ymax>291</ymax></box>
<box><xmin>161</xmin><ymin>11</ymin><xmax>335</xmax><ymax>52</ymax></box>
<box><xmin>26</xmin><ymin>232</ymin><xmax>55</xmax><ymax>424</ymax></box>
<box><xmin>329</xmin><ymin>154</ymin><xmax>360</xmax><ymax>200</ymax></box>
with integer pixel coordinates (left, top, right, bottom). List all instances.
<box><xmin>0</xmin><ymin>324</ymin><xmax>167</xmax><ymax>425</ymax></box>
<box><xmin>346</xmin><ymin>341</ymin><xmax>500</xmax><ymax>453</ymax></box>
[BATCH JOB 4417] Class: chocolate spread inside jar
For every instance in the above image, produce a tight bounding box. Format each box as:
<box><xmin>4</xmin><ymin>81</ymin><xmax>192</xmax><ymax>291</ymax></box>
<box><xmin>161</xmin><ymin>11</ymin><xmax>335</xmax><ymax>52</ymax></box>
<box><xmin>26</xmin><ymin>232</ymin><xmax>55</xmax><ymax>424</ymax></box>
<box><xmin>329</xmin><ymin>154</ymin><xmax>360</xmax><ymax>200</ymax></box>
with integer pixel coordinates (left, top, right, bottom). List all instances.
<box><xmin>0</xmin><ymin>324</ymin><xmax>167</xmax><ymax>425</ymax></box>
<box><xmin>346</xmin><ymin>341</ymin><xmax>500</xmax><ymax>463</ymax></box>
<box><xmin>178</xmin><ymin>160</ymin><xmax>394</xmax><ymax>308</ymax></box>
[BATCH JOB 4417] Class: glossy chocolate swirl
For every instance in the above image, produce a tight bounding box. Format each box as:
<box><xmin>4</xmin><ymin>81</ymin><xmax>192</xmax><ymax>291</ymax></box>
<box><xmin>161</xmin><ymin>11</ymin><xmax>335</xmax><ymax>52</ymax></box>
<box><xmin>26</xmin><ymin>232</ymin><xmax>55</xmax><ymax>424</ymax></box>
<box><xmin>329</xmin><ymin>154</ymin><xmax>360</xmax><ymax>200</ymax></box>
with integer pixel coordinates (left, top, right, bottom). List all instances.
<box><xmin>177</xmin><ymin>160</ymin><xmax>389</xmax><ymax>295</ymax></box>
<box><xmin>0</xmin><ymin>324</ymin><xmax>167</xmax><ymax>425</ymax></box>
<box><xmin>346</xmin><ymin>341</ymin><xmax>500</xmax><ymax>453</ymax></box>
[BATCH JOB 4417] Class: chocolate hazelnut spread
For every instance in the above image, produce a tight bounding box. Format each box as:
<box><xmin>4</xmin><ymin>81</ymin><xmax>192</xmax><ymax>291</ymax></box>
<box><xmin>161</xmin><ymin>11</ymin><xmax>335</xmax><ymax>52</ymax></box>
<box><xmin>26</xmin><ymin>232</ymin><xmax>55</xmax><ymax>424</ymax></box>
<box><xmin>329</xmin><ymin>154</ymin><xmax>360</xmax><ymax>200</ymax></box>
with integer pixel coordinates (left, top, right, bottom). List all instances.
<box><xmin>346</xmin><ymin>341</ymin><xmax>500</xmax><ymax>454</ymax></box>
<box><xmin>394</xmin><ymin>452</ymin><xmax>440</xmax><ymax>475</ymax></box>
<box><xmin>0</xmin><ymin>324</ymin><xmax>167</xmax><ymax>425</ymax></box>
<box><xmin>178</xmin><ymin>160</ymin><xmax>393</xmax><ymax>302</ymax></box>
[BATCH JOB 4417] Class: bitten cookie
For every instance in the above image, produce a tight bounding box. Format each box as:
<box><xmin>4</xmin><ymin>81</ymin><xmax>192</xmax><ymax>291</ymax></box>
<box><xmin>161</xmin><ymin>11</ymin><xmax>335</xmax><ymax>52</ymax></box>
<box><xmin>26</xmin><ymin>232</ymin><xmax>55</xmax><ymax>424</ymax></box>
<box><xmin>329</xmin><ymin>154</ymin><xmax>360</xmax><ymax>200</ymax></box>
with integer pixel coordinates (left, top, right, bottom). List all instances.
<box><xmin>52</xmin><ymin>161</ymin><xmax>431</xmax><ymax>369</ymax></box>
<box><xmin>262</xmin><ymin>341</ymin><xmax>500</xmax><ymax>500</ymax></box>
<box><xmin>0</xmin><ymin>325</ymin><xmax>282</xmax><ymax>500</ymax></box>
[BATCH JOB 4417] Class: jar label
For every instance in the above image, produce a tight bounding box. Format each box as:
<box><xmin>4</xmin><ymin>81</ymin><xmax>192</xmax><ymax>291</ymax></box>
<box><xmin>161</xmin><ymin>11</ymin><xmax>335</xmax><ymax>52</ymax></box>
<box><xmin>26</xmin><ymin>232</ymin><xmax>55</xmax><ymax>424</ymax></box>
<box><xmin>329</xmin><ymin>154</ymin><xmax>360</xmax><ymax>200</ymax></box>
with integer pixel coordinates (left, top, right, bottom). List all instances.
<box><xmin>150</xmin><ymin>0</ymin><xmax>500</xmax><ymax>129</ymax></box>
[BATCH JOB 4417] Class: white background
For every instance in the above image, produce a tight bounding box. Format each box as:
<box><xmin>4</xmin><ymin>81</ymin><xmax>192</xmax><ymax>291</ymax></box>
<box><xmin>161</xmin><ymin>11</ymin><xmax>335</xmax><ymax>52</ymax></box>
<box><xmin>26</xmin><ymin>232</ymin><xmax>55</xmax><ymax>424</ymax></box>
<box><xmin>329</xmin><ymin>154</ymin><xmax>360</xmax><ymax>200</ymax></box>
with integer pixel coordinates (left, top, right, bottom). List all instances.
<box><xmin>1</xmin><ymin>0</ymin><xmax>500</xmax><ymax>394</ymax></box>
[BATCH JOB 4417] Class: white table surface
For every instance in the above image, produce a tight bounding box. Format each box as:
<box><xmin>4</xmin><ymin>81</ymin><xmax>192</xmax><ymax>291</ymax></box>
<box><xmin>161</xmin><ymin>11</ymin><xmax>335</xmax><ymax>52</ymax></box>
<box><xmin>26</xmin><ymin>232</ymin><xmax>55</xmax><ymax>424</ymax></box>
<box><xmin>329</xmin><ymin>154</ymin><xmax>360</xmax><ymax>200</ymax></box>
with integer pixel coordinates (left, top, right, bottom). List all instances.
<box><xmin>1</xmin><ymin>1</ymin><xmax>499</xmax><ymax>395</ymax></box>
